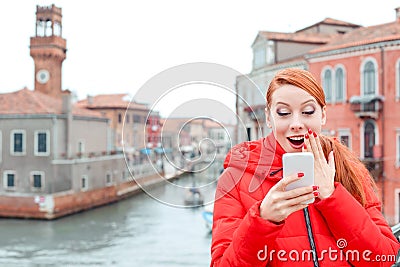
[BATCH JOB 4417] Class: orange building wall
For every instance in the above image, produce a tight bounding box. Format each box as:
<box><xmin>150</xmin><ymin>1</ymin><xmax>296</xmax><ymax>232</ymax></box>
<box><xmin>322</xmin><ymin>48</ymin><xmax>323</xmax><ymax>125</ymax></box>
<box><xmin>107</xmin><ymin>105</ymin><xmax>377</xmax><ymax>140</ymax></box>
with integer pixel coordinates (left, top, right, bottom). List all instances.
<box><xmin>309</xmin><ymin>48</ymin><xmax>400</xmax><ymax>224</ymax></box>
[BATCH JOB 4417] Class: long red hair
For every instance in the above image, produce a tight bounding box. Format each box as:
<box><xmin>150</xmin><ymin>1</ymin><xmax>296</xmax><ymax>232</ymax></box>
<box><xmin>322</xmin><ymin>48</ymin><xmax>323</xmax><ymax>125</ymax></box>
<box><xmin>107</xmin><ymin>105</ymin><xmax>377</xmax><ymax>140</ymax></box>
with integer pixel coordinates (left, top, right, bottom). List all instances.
<box><xmin>266</xmin><ymin>68</ymin><xmax>376</xmax><ymax>206</ymax></box>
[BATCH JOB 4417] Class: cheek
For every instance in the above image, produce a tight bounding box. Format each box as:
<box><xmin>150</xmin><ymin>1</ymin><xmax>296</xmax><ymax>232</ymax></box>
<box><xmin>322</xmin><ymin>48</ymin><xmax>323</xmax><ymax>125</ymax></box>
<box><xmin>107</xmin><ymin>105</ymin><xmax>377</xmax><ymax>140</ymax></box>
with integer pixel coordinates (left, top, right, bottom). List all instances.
<box><xmin>269</xmin><ymin>116</ymin><xmax>288</xmax><ymax>132</ymax></box>
<box><xmin>307</xmin><ymin>116</ymin><xmax>323</xmax><ymax>132</ymax></box>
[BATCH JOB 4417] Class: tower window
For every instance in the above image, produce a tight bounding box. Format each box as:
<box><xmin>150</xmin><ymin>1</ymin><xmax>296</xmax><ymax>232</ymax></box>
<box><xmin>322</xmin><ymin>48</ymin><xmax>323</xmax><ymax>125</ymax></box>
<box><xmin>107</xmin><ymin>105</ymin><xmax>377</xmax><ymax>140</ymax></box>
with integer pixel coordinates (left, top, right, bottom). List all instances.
<box><xmin>54</xmin><ymin>21</ymin><xmax>61</xmax><ymax>36</ymax></box>
<box><xmin>36</xmin><ymin>20</ymin><xmax>45</xmax><ymax>37</ymax></box>
<box><xmin>45</xmin><ymin>20</ymin><xmax>52</xmax><ymax>37</ymax></box>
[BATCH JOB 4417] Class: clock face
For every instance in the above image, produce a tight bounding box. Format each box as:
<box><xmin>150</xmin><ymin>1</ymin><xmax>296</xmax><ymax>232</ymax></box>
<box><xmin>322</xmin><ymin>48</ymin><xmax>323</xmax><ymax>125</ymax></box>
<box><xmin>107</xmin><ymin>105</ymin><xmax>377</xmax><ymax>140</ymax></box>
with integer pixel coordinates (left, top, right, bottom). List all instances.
<box><xmin>36</xmin><ymin>69</ymin><xmax>50</xmax><ymax>84</ymax></box>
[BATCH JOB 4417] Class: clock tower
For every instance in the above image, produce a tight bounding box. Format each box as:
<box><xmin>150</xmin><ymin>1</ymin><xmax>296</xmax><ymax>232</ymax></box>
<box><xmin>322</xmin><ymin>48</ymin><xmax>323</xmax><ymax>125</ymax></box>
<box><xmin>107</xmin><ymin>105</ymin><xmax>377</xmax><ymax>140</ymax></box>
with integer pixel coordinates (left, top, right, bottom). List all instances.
<box><xmin>30</xmin><ymin>4</ymin><xmax>66</xmax><ymax>97</ymax></box>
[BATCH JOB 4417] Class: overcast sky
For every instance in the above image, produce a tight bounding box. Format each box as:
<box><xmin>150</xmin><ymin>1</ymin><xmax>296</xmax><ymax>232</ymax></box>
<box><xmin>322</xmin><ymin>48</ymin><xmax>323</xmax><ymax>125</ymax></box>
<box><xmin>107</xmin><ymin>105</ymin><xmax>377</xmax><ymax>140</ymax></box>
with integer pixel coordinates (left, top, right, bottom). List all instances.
<box><xmin>1</xmin><ymin>0</ymin><xmax>399</xmax><ymax>121</ymax></box>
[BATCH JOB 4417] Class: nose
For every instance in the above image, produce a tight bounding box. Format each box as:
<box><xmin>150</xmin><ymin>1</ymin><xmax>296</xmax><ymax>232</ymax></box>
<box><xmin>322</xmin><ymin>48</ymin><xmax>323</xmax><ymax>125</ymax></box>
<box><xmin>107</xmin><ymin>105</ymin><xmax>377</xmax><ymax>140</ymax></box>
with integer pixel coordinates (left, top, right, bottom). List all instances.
<box><xmin>290</xmin><ymin>114</ymin><xmax>304</xmax><ymax>132</ymax></box>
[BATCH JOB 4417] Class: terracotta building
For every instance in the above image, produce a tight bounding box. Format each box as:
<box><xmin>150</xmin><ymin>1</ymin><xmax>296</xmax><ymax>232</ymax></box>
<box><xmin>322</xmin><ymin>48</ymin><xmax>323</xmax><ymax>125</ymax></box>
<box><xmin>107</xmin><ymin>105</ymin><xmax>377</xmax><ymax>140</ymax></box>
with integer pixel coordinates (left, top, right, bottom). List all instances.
<box><xmin>237</xmin><ymin>7</ymin><xmax>400</xmax><ymax>225</ymax></box>
<box><xmin>307</xmin><ymin>8</ymin><xmax>400</xmax><ymax>224</ymax></box>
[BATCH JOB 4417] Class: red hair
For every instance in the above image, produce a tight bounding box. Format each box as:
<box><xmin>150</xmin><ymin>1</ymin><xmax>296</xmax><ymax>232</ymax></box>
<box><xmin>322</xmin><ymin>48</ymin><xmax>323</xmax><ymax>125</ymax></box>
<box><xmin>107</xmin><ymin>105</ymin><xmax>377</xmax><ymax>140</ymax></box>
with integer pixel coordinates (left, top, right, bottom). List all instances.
<box><xmin>266</xmin><ymin>68</ymin><xmax>376</xmax><ymax>206</ymax></box>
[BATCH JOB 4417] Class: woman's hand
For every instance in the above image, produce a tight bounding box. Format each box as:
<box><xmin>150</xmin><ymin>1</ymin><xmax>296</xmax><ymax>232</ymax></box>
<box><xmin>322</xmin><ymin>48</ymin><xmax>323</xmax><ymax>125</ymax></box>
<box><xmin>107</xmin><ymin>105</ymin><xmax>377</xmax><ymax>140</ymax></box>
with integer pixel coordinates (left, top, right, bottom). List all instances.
<box><xmin>260</xmin><ymin>173</ymin><xmax>318</xmax><ymax>223</ymax></box>
<box><xmin>303</xmin><ymin>129</ymin><xmax>335</xmax><ymax>199</ymax></box>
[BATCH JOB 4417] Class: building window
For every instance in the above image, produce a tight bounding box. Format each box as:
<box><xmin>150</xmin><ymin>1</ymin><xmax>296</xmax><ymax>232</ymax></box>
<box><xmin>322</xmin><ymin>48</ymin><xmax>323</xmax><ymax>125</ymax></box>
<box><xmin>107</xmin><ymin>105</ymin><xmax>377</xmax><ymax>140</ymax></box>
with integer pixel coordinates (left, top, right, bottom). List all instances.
<box><xmin>34</xmin><ymin>130</ymin><xmax>50</xmax><ymax>156</ymax></box>
<box><xmin>45</xmin><ymin>20</ymin><xmax>52</xmax><ymax>37</ymax></box>
<box><xmin>364</xmin><ymin>121</ymin><xmax>375</xmax><ymax>158</ymax></box>
<box><xmin>30</xmin><ymin>171</ymin><xmax>44</xmax><ymax>190</ymax></box>
<box><xmin>36</xmin><ymin>20</ymin><xmax>45</xmax><ymax>37</ymax></box>
<box><xmin>118</xmin><ymin>113</ymin><xmax>122</xmax><ymax>124</ymax></box>
<box><xmin>340</xmin><ymin>135</ymin><xmax>350</xmax><ymax>147</ymax></box>
<box><xmin>397</xmin><ymin>132</ymin><xmax>400</xmax><ymax>168</ymax></box>
<box><xmin>133</xmin><ymin>115</ymin><xmax>141</xmax><ymax>123</ymax></box>
<box><xmin>106</xmin><ymin>172</ymin><xmax>112</xmax><ymax>186</ymax></box>
<box><xmin>335</xmin><ymin>67</ymin><xmax>345</xmax><ymax>102</ymax></box>
<box><xmin>338</xmin><ymin>129</ymin><xmax>351</xmax><ymax>149</ymax></box>
<box><xmin>363</xmin><ymin>61</ymin><xmax>376</xmax><ymax>95</ymax></box>
<box><xmin>323</xmin><ymin>69</ymin><xmax>332</xmax><ymax>103</ymax></box>
<box><xmin>53</xmin><ymin>21</ymin><xmax>61</xmax><ymax>36</ymax></box>
<box><xmin>126</xmin><ymin>114</ymin><xmax>130</xmax><ymax>124</ymax></box>
<box><xmin>10</xmin><ymin>130</ymin><xmax>26</xmax><ymax>156</ymax></box>
<box><xmin>3</xmin><ymin>171</ymin><xmax>16</xmax><ymax>190</ymax></box>
<box><xmin>396</xmin><ymin>59</ymin><xmax>400</xmax><ymax>100</ymax></box>
<box><xmin>81</xmin><ymin>175</ymin><xmax>88</xmax><ymax>191</ymax></box>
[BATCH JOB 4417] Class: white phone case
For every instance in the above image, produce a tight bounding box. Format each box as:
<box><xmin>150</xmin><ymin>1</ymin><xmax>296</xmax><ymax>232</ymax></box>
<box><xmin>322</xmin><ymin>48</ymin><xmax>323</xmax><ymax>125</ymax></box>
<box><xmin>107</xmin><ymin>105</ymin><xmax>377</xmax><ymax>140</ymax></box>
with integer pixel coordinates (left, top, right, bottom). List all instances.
<box><xmin>283</xmin><ymin>152</ymin><xmax>315</xmax><ymax>204</ymax></box>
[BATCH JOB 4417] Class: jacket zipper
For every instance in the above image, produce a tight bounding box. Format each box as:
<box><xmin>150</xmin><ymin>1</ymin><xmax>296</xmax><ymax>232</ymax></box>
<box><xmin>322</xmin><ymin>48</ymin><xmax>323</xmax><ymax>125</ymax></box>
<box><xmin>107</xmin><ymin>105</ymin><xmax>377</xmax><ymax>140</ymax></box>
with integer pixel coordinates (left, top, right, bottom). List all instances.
<box><xmin>303</xmin><ymin>207</ymin><xmax>319</xmax><ymax>267</ymax></box>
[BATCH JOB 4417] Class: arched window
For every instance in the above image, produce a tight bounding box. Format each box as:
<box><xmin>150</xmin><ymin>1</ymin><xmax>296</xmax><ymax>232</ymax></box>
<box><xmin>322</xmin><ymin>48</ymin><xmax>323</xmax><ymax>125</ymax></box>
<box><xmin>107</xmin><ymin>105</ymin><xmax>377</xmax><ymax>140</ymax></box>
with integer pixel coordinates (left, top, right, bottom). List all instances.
<box><xmin>397</xmin><ymin>59</ymin><xmax>400</xmax><ymax>98</ymax></box>
<box><xmin>45</xmin><ymin>20</ymin><xmax>52</xmax><ymax>37</ymax></box>
<box><xmin>335</xmin><ymin>67</ymin><xmax>344</xmax><ymax>102</ymax></box>
<box><xmin>53</xmin><ymin>21</ymin><xmax>61</xmax><ymax>36</ymax></box>
<box><xmin>36</xmin><ymin>20</ymin><xmax>45</xmax><ymax>37</ymax></box>
<box><xmin>363</xmin><ymin>61</ymin><xmax>376</xmax><ymax>95</ymax></box>
<box><xmin>323</xmin><ymin>69</ymin><xmax>332</xmax><ymax>103</ymax></box>
<box><xmin>364</xmin><ymin>121</ymin><xmax>375</xmax><ymax>158</ymax></box>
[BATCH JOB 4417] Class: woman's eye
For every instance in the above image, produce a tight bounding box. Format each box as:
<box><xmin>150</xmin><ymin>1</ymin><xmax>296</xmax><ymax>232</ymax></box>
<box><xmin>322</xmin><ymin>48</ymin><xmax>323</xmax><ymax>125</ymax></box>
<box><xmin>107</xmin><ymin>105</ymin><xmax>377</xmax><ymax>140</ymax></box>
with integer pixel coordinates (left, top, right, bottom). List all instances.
<box><xmin>277</xmin><ymin>111</ymin><xmax>290</xmax><ymax>116</ymax></box>
<box><xmin>303</xmin><ymin>110</ymin><xmax>315</xmax><ymax>115</ymax></box>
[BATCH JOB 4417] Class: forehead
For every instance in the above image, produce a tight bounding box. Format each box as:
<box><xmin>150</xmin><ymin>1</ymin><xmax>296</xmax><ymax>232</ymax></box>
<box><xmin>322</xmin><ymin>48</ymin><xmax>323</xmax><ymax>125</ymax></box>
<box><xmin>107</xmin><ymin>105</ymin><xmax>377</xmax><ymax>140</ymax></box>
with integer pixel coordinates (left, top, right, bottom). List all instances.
<box><xmin>270</xmin><ymin>84</ymin><xmax>315</xmax><ymax>105</ymax></box>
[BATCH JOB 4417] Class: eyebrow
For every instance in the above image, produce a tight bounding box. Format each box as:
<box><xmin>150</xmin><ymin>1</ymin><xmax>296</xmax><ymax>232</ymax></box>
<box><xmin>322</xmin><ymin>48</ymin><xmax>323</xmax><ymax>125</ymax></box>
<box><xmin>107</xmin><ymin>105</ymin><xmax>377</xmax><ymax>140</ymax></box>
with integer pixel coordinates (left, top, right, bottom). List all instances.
<box><xmin>275</xmin><ymin>99</ymin><xmax>316</xmax><ymax>106</ymax></box>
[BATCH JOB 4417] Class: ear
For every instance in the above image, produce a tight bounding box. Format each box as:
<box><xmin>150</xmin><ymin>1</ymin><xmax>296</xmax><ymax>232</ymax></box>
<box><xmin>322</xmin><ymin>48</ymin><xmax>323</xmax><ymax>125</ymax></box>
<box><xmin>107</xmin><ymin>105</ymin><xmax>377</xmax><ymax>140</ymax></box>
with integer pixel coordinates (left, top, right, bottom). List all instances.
<box><xmin>265</xmin><ymin>108</ymin><xmax>272</xmax><ymax>128</ymax></box>
<box><xmin>321</xmin><ymin>106</ymin><xmax>327</xmax><ymax>125</ymax></box>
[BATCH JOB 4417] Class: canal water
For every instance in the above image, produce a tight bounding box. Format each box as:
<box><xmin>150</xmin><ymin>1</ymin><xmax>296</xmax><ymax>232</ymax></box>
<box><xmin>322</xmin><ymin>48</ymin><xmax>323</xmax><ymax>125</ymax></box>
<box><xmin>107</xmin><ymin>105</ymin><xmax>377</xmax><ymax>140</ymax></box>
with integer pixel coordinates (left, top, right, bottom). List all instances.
<box><xmin>0</xmin><ymin>164</ymin><xmax>220</xmax><ymax>267</ymax></box>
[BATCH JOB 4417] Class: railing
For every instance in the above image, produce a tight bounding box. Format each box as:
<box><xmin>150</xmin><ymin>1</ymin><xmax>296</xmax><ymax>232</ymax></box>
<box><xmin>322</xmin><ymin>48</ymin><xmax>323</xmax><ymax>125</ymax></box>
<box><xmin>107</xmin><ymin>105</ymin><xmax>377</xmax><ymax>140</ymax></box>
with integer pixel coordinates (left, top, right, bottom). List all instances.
<box><xmin>361</xmin><ymin>158</ymin><xmax>383</xmax><ymax>181</ymax></box>
<box><xmin>350</xmin><ymin>101</ymin><xmax>383</xmax><ymax>112</ymax></box>
<box><xmin>59</xmin><ymin>150</ymin><xmax>123</xmax><ymax>160</ymax></box>
<box><xmin>349</xmin><ymin>95</ymin><xmax>384</xmax><ymax>119</ymax></box>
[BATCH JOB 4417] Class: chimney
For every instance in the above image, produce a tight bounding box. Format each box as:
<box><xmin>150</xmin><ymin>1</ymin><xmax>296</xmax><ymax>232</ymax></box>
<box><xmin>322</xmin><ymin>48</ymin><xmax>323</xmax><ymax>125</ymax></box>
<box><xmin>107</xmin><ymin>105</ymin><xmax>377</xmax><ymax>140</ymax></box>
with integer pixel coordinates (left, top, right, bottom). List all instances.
<box><xmin>87</xmin><ymin>95</ymin><xmax>94</xmax><ymax>105</ymax></box>
<box><xmin>62</xmin><ymin>89</ymin><xmax>72</xmax><ymax>114</ymax></box>
<box><xmin>396</xmin><ymin>7</ymin><xmax>400</xmax><ymax>22</ymax></box>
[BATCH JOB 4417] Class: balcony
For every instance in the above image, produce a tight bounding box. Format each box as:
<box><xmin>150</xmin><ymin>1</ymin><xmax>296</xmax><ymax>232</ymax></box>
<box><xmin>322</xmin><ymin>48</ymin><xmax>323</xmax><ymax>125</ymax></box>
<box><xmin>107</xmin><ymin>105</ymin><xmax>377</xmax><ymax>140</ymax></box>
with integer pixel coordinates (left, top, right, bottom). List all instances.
<box><xmin>361</xmin><ymin>158</ymin><xmax>383</xmax><ymax>181</ymax></box>
<box><xmin>349</xmin><ymin>95</ymin><xmax>384</xmax><ymax>119</ymax></box>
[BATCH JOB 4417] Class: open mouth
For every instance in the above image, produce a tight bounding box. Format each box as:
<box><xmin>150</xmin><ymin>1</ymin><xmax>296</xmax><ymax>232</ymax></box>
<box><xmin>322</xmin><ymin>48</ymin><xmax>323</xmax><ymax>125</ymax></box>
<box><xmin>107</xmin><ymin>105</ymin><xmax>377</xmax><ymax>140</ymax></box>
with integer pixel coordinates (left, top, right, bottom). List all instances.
<box><xmin>287</xmin><ymin>136</ymin><xmax>304</xmax><ymax>147</ymax></box>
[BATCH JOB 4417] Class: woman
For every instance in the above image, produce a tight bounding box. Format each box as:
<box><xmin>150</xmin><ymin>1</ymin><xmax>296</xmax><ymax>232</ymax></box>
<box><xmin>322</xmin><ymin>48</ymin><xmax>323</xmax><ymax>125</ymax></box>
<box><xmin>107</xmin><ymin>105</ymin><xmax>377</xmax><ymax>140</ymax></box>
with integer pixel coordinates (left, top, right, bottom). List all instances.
<box><xmin>210</xmin><ymin>68</ymin><xmax>399</xmax><ymax>266</ymax></box>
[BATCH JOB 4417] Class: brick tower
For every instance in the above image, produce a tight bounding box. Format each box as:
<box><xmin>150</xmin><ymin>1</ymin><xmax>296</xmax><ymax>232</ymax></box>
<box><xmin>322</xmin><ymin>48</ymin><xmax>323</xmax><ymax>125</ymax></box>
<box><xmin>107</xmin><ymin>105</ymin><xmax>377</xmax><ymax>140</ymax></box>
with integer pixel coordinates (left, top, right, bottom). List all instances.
<box><xmin>30</xmin><ymin>4</ymin><xmax>66</xmax><ymax>97</ymax></box>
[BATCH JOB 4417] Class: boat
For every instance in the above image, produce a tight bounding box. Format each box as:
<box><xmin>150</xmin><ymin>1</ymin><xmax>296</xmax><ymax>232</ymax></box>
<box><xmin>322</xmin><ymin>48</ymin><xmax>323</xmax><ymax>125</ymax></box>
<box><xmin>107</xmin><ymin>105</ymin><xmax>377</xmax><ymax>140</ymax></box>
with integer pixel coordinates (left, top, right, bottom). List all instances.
<box><xmin>184</xmin><ymin>187</ymin><xmax>204</xmax><ymax>206</ymax></box>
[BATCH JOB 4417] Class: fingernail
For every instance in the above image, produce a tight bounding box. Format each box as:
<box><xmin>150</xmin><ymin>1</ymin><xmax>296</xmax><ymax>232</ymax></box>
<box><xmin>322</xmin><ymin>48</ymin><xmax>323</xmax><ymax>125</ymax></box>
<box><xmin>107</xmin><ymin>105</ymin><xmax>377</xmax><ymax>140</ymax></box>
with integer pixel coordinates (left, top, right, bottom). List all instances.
<box><xmin>305</xmin><ymin>133</ymin><xmax>309</xmax><ymax>139</ymax></box>
<box><xmin>313</xmin><ymin>132</ymin><xmax>317</xmax><ymax>138</ymax></box>
<box><xmin>308</xmin><ymin>128</ymin><xmax>312</xmax><ymax>134</ymax></box>
<box><xmin>312</xmin><ymin>185</ymin><xmax>319</xmax><ymax>191</ymax></box>
<box><xmin>303</xmin><ymin>143</ymin><xmax>307</xmax><ymax>149</ymax></box>
<box><xmin>298</xmin><ymin>172</ymin><xmax>304</xmax><ymax>178</ymax></box>
<box><xmin>313</xmin><ymin>191</ymin><xmax>319</xmax><ymax>197</ymax></box>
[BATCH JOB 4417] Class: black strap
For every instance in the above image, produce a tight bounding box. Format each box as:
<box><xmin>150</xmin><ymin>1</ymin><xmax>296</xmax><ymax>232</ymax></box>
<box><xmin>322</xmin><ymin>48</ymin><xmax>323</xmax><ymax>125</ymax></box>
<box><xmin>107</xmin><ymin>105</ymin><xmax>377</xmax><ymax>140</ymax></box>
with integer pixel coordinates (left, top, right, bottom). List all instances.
<box><xmin>392</xmin><ymin>249</ymin><xmax>400</xmax><ymax>266</ymax></box>
<box><xmin>303</xmin><ymin>207</ymin><xmax>320</xmax><ymax>267</ymax></box>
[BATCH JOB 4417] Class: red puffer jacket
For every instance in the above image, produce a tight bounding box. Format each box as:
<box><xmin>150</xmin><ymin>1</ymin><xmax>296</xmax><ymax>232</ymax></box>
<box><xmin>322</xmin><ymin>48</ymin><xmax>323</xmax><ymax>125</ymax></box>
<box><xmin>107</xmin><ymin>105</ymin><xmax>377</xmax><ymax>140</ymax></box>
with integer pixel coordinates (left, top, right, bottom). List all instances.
<box><xmin>211</xmin><ymin>134</ymin><xmax>400</xmax><ymax>267</ymax></box>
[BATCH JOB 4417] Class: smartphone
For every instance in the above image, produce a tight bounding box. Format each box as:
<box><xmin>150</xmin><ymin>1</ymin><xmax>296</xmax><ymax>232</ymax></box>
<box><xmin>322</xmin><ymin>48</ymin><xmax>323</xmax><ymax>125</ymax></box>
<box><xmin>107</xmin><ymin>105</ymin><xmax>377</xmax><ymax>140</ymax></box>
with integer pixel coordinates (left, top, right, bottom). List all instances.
<box><xmin>282</xmin><ymin>152</ymin><xmax>315</xmax><ymax>204</ymax></box>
